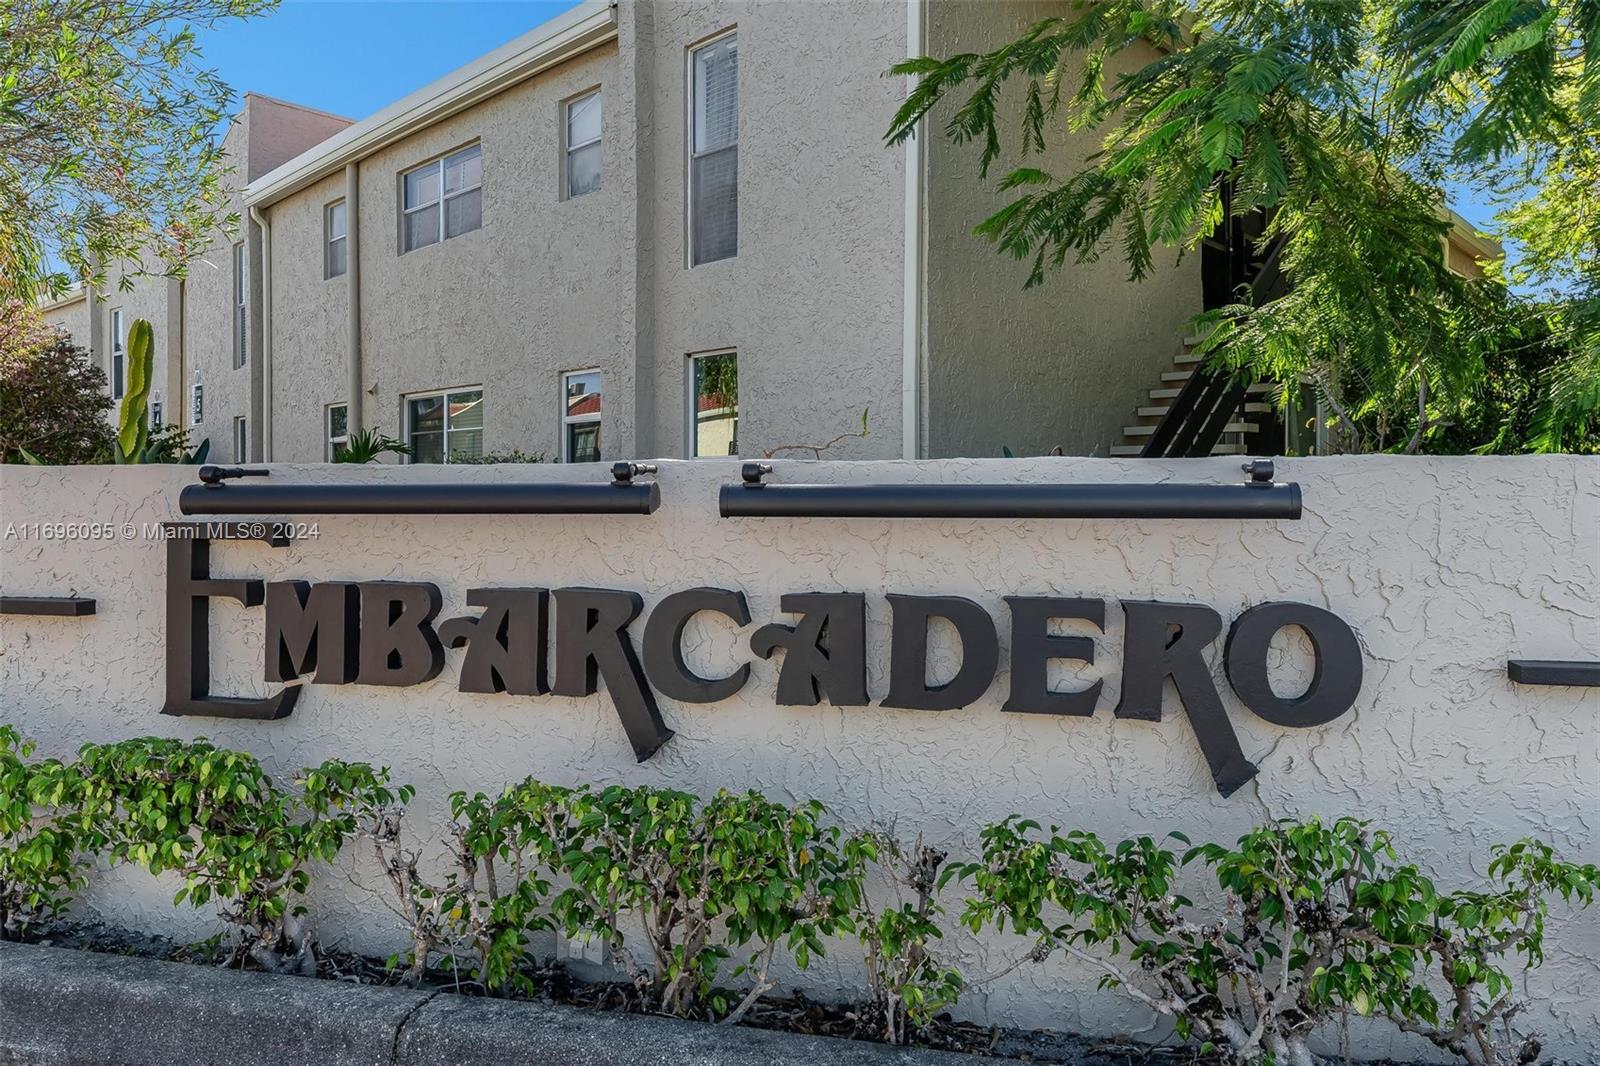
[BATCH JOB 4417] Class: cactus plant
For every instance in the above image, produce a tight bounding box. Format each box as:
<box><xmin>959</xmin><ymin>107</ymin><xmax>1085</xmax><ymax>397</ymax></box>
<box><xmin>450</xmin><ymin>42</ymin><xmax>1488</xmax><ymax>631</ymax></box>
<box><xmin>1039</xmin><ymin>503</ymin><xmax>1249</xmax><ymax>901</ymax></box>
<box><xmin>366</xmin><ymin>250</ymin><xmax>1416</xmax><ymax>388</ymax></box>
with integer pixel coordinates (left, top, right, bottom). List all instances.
<box><xmin>113</xmin><ymin>319</ymin><xmax>154</xmax><ymax>463</ymax></box>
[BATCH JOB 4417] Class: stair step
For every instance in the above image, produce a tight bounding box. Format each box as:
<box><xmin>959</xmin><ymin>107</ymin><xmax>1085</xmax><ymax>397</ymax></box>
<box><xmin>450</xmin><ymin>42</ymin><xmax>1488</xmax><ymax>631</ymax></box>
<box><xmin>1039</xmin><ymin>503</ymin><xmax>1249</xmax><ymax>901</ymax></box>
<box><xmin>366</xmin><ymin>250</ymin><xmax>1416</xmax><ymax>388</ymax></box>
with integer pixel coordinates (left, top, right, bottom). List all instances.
<box><xmin>1148</xmin><ymin>383</ymin><xmax>1271</xmax><ymax>400</ymax></box>
<box><xmin>1160</xmin><ymin>370</ymin><xmax>1194</xmax><ymax>382</ymax></box>
<box><xmin>1174</xmin><ymin>351</ymin><xmax>1203</xmax><ymax>365</ymax></box>
<box><xmin>1124</xmin><ymin>422</ymin><xmax>1257</xmax><ymax>437</ymax></box>
<box><xmin>1109</xmin><ymin>443</ymin><xmax>1250</xmax><ymax>457</ymax></box>
<box><xmin>1136</xmin><ymin>401</ymin><xmax>1273</xmax><ymax>419</ymax></box>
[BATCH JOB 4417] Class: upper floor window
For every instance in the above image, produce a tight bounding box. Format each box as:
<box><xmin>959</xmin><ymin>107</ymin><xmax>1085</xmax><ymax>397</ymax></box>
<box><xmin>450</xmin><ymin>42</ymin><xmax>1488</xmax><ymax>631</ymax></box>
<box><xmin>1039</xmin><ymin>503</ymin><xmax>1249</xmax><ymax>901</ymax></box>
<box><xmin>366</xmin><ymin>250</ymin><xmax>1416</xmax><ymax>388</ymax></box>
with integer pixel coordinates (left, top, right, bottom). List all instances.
<box><xmin>406</xmin><ymin>387</ymin><xmax>483</xmax><ymax>462</ymax></box>
<box><xmin>561</xmin><ymin>369</ymin><xmax>602</xmax><ymax>462</ymax></box>
<box><xmin>232</xmin><ymin>241</ymin><xmax>247</xmax><ymax>368</ymax></box>
<box><xmin>690</xmin><ymin>31</ymin><xmax>738</xmax><ymax>266</ymax></box>
<box><xmin>565</xmin><ymin>91</ymin><xmax>602</xmax><ymax>199</ymax></box>
<box><xmin>403</xmin><ymin>144</ymin><xmax>482</xmax><ymax>253</ymax></box>
<box><xmin>326</xmin><ymin>402</ymin><xmax>349</xmax><ymax>461</ymax></box>
<box><xmin>325</xmin><ymin>200</ymin><xmax>348</xmax><ymax>278</ymax></box>
<box><xmin>110</xmin><ymin>307</ymin><xmax>125</xmax><ymax>399</ymax></box>
<box><xmin>689</xmin><ymin>350</ymin><xmax>738</xmax><ymax>457</ymax></box>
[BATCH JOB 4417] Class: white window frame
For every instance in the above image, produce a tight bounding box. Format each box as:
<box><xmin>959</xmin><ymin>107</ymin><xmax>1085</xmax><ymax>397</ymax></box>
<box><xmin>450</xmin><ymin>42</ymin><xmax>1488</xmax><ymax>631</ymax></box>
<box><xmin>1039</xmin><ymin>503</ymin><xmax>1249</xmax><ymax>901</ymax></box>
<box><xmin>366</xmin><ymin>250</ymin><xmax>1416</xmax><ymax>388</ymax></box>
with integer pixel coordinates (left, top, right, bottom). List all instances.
<box><xmin>560</xmin><ymin>368</ymin><xmax>603</xmax><ymax>463</ymax></box>
<box><xmin>563</xmin><ymin>89</ymin><xmax>602</xmax><ymax>200</ymax></box>
<box><xmin>232</xmin><ymin>416</ymin><xmax>248</xmax><ymax>463</ymax></box>
<box><xmin>191</xmin><ymin>378</ymin><xmax>203</xmax><ymax>425</ymax></box>
<box><xmin>325</xmin><ymin>402</ymin><xmax>349</xmax><ymax>461</ymax></box>
<box><xmin>402</xmin><ymin>385</ymin><xmax>484</xmax><ymax>464</ymax></box>
<box><xmin>686</xmin><ymin>348</ymin><xmax>738</xmax><ymax>458</ymax></box>
<box><xmin>110</xmin><ymin>307</ymin><xmax>125</xmax><ymax>399</ymax></box>
<box><xmin>325</xmin><ymin>200</ymin><xmax>348</xmax><ymax>279</ymax></box>
<box><xmin>401</xmin><ymin>144</ymin><xmax>482</xmax><ymax>253</ymax></box>
<box><xmin>232</xmin><ymin>241</ymin><xmax>247</xmax><ymax>368</ymax></box>
<box><xmin>687</xmin><ymin>28</ymin><xmax>738</xmax><ymax>268</ymax></box>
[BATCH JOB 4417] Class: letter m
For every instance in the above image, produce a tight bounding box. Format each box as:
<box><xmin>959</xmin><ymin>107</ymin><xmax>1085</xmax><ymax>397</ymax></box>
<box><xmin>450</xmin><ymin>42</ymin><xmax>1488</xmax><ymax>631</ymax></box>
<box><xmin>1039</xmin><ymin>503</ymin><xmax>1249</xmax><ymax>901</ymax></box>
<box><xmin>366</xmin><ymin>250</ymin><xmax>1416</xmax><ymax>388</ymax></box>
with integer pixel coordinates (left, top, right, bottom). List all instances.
<box><xmin>265</xmin><ymin>581</ymin><xmax>360</xmax><ymax>684</ymax></box>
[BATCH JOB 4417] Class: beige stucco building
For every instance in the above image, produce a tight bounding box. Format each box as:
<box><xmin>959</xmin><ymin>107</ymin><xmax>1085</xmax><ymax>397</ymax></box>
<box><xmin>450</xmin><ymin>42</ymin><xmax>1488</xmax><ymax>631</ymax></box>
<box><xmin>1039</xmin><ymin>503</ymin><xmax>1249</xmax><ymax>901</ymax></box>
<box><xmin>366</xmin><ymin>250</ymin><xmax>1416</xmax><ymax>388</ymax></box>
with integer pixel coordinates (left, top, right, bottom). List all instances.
<box><xmin>41</xmin><ymin>0</ymin><xmax>1497</xmax><ymax>464</ymax></box>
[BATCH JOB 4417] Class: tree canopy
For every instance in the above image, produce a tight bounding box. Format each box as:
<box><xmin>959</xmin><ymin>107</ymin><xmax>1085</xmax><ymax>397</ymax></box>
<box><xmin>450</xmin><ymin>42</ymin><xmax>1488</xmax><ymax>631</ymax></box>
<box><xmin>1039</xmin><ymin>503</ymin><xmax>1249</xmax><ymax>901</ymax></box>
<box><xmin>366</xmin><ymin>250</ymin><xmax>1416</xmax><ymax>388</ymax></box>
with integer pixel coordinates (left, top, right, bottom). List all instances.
<box><xmin>0</xmin><ymin>0</ymin><xmax>275</xmax><ymax>304</ymax></box>
<box><xmin>888</xmin><ymin>0</ymin><xmax>1599</xmax><ymax>453</ymax></box>
<box><xmin>0</xmin><ymin>300</ymin><xmax>113</xmax><ymax>463</ymax></box>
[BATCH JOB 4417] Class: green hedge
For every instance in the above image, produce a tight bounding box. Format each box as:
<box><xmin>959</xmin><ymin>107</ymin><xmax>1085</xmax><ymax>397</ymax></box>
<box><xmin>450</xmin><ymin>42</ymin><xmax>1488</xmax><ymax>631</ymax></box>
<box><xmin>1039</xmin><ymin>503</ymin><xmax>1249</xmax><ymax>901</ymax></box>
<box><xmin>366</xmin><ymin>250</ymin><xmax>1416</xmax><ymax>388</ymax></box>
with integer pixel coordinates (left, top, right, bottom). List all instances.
<box><xmin>1</xmin><ymin>726</ymin><xmax>1593</xmax><ymax>1065</ymax></box>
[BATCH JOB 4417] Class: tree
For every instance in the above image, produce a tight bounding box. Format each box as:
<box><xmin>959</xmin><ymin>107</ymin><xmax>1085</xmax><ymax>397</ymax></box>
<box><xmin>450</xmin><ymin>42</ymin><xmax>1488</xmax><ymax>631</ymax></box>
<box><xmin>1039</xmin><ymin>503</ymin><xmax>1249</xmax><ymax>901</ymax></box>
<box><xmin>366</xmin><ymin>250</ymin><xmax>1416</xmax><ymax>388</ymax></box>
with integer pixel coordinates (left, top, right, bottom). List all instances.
<box><xmin>0</xmin><ymin>0</ymin><xmax>276</xmax><ymax>304</ymax></box>
<box><xmin>0</xmin><ymin>300</ymin><xmax>113</xmax><ymax>464</ymax></box>
<box><xmin>888</xmin><ymin>0</ymin><xmax>1599</xmax><ymax>453</ymax></box>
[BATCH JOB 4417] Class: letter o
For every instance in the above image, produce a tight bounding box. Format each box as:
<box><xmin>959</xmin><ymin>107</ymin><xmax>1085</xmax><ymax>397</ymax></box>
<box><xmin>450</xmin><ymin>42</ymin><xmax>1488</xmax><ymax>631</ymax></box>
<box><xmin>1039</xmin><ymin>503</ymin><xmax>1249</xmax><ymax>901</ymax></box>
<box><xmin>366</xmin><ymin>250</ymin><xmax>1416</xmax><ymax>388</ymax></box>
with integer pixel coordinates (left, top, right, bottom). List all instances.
<box><xmin>1224</xmin><ymin>602</ymin><xmax>1362</xmax><ymax>727</ymax></box>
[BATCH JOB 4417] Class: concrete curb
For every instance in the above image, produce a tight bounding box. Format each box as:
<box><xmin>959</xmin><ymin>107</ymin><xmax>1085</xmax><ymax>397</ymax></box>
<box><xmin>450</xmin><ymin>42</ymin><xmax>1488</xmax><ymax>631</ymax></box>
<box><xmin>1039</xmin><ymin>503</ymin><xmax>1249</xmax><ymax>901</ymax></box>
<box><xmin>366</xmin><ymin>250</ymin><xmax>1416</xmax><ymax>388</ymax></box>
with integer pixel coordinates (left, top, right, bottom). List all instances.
<box><xmin>0</xmin><ymin>943</ymin><xmax>987</xmax><ymax>1066</ymax></box>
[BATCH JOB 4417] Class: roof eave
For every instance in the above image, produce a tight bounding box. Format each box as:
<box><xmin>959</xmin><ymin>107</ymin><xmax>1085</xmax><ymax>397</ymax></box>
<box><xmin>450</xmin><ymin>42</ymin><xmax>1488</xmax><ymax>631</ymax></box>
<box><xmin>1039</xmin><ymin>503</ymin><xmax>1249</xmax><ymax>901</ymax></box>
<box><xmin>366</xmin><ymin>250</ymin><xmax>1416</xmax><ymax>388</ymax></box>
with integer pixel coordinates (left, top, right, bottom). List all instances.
<box><xmin>244</xmin><ymin>1</ymin><xmax>617</xmax><ymax>210</ymax></box>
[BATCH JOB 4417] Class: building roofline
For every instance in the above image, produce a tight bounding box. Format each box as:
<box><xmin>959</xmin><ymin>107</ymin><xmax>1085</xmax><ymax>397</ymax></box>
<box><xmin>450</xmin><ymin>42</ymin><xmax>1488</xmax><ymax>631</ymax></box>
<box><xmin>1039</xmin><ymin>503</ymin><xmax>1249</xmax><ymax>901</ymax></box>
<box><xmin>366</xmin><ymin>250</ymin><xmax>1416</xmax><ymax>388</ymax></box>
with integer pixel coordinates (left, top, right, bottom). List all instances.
<box><xmin>244</xmin><ymin>0</ymin><xmax>616</xmax><ymax>209</ymax></box>
<box><xmin>1445</xmin><ymin>209</ymin><xmax>1503</xmax><ymax>262</ymax></box>
<box><xmin>37</xmin><ymin>287</ymin><xmax>87</xmax><ymax>313</ymax></box>
<box><xmin>242</xmin><ymin>92</ymin><xmax>354</xmax><ymax>125</ymax></box>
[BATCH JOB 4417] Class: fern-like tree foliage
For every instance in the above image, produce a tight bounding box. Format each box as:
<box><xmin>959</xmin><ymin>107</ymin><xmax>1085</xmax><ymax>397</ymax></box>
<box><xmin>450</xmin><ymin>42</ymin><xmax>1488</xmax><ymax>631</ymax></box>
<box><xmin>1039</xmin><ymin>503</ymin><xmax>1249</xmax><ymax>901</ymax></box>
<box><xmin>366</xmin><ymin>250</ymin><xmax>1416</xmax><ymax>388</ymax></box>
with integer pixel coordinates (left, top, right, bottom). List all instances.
<box><xmin>887</xmin><ymin>0</ymin><xmax>1600</xmax><ymax>453</ymax></box>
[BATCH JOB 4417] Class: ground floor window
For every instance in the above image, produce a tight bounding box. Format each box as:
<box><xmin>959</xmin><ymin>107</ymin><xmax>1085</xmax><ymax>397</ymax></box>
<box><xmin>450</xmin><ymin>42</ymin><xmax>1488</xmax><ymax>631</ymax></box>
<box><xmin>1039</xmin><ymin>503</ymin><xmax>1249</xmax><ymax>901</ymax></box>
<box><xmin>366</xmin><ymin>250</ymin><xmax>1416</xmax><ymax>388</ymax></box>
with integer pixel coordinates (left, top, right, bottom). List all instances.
<box><xmin>110</xmin><ymin>308</ymin><xmax>125</xmax><ymax>400</ymax></box>
<box><xmin>689</xmin><ymin>350</ymin><xmax>737</xmax><ymax>457</ymax></box>
<box><xmin>406</xmin><ymin>387</ymin><xmax>483</xmax><ymax>463</ymax></box>
<box><xmin>326</xmin><ymin>403</ymin><xmax>349</xmax><ymax>461</ymax></box>
<box><xmin>232</xmin><ymin>416</ymin><xmax>247</xmax><ymax>463</ymax></box>
<box><xmin>562</xmin><ymin>369</ymin><xmax>602</xmax><ymax>463</ymax></box>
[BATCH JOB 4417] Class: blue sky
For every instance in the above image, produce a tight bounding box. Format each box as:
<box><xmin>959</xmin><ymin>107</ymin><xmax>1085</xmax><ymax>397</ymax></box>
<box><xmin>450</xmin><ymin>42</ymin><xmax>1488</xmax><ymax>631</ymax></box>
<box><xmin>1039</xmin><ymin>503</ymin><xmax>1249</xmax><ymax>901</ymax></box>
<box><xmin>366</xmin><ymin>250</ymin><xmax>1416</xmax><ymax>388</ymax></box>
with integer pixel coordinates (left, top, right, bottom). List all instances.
<box><xmin>194</xmin><ymin>1</ymin><xmax>582</xmax><ymax>124</ymax></box>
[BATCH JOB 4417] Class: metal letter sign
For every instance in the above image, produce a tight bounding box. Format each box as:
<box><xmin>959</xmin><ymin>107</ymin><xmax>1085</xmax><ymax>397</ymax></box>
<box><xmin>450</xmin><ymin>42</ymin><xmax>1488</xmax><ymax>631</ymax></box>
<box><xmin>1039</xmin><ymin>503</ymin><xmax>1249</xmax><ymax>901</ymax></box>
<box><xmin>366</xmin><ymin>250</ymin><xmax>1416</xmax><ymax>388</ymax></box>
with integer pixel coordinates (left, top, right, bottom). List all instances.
<box><xmin>165</xmin><ymin>531</ymin><xmax>1368</xmax><ymax>795</ymax></box>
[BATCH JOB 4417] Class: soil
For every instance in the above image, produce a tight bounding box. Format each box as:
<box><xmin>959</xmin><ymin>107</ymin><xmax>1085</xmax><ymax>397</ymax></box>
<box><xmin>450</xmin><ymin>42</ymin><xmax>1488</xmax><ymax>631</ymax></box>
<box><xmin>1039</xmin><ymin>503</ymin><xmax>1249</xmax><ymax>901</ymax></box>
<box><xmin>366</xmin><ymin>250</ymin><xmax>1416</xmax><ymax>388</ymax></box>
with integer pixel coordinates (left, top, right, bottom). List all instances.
<box><xmin>15</xmin><ymin>922</ymin><xmax>1432</xmax><ymax>1066</ymax></box>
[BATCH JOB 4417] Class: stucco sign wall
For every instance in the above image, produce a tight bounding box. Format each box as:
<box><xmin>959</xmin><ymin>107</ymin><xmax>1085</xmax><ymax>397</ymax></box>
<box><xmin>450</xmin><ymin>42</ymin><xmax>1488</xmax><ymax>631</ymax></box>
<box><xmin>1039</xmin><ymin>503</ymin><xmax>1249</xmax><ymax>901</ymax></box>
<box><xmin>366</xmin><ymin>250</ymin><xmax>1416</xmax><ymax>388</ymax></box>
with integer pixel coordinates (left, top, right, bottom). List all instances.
<box><xmin>2</xmin><ymin>456</ymin><xmax>1597</xmax><ymax>1058</ymax></box>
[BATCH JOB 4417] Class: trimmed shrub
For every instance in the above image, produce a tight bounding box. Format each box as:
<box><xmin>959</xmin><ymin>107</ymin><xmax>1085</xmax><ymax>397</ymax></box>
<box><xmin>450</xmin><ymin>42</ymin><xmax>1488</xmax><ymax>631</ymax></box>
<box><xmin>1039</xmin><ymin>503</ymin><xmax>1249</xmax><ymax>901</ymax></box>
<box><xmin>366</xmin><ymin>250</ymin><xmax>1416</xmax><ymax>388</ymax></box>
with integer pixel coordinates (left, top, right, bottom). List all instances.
<box><xmin>1</xmin><ymin>724</ymin><xmax>1593</xmax><ymax>1063</ymax></box>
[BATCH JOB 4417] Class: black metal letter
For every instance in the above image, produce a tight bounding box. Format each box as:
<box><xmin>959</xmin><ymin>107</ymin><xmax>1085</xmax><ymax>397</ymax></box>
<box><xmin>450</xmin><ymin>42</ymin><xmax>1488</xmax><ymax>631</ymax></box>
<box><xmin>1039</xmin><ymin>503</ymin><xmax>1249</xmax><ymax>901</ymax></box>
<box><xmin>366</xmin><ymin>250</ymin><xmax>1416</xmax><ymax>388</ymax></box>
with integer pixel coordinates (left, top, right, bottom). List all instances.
<box><xmin>882</xmin><ymin>594</ymin><xmax>998</xmax><ymax>710</ymax></box>
<box><xmin>164</xmin><ymin>536</ymin><xmax>298</xmax><ymax>720</ymax></box>
<box><xmin>552</xmin><ymin>588</ymin><xmax>673</xmax><ymax>761</ymax></box>
<box><xmin>265</xmin><ymin>581</ymin><xmax>359</xmax><ymax>684</ymax></box>
<box><xmin>1224</xmin><ymin>602</ymin><xmax>1362</xmax><ymax>727</ymax></box>
<box><xmin>1002</xmin><ymin>597</ymin><xmax>1104</xmax><ymax>717</ymax></box>
<box><xmin>438</xmin><ymin>588</ymin><xmax>550</xmax><ymax>696</ymax></box>
<box><xmin>641</xmin><ymin>587</ymin><xmax>751</xmax><ymax>703</ymax></box>
<box><xmin>356</xmin><ymin>582</ymin><xmax>445</xmax><ymax>687</ymax></box>
<box><xmin>749</xmin><ymin>593</ymin><xmax>869</xmax><ymax>706</ymax></box>
<box><xmin>1114</xmin><ymin>600</ymin><xmax>1257</xmax><ymax>797</ymax></box>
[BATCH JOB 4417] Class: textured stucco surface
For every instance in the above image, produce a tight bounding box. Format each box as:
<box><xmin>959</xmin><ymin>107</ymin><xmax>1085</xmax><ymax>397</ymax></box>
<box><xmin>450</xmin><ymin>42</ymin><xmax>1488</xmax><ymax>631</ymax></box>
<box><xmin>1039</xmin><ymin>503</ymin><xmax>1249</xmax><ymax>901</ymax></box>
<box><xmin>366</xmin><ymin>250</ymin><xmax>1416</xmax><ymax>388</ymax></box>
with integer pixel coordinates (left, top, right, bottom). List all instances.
<box><xmin>923</xmin><ymin>1</ymin><xmax>1205</xmax><ymax>459</ymax></box>
<box><xmin>38</xmin><ymin>297</ymin><xmax>90</xmax><ymax>359</ymax></box>
<box><xmin>631</xmin><ymin>0</ymin><xmax>909</xmax><ymax>461</ymax></box>
<box><xmin>1</xmin><ymin>456</ymin><xmax>1596</xmax><ymax>1060</ymax></box>
<box><xmin>263</xmin><ymin>0</ymin><xmax>910</xmax><ymax>463</ymax></box>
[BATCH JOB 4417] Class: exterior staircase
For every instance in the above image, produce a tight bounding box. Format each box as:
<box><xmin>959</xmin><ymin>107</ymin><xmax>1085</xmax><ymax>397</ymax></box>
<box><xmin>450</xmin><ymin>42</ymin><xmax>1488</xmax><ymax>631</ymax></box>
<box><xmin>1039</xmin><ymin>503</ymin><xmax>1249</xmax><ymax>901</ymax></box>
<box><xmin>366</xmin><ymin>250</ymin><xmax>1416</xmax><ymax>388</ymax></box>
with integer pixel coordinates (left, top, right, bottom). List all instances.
<box><xmin>1109</xmin><ymin>334</ymin><xmax>1275</xmax><ymax>457</ymax></box>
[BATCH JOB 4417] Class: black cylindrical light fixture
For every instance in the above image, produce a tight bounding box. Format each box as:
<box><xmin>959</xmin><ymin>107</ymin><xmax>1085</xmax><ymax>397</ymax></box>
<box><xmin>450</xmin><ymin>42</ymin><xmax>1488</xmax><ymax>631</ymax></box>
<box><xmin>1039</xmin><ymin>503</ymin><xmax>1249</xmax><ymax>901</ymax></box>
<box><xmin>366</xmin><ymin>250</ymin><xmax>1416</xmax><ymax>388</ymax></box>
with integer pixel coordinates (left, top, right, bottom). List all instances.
<box><xmin>180</xmin><ymin>463</ymin><xmax>660</xmax><ymax>516</ymax></box>
<box><xmin>720</xmin><ymin>461</ymin><xmax>1301</xmax><ymax>520</ymax></box>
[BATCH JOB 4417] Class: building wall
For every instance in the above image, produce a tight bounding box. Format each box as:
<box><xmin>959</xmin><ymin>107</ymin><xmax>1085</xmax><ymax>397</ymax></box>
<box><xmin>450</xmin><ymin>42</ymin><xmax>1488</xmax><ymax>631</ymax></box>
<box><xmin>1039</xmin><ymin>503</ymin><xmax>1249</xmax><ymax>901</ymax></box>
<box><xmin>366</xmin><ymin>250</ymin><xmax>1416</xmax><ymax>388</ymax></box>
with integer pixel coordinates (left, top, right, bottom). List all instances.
<box><xmin>263</xmin><ymin>0</ymin><xmax>909</xmax><ymax>465</ymax></box>
<box><xmin>627</xmin><ymin>0</ymin><xmax>907</xmax><ymax>460</ymax></box>
<box><xmin>2</xmin><ymin>455</ymin><xmax>1597</xmax><ymax>1059</ymax></box>
<box><xmin>358</xmin><ymin>45</ymin><xmax>626</xmax><ymax>462</ymax></box>
<box><xmin>267</xmin><ymin>171</ymin><xmax>351</xmax><ymax>463</ymax></box>
<box><xmin>922</xmin><ymin>1</ymin><xmax>1205</xmax><ymax>459</ymax></box>
<box><xmin>39</xmin><ymin>294</ymin><xmax>89</xmax><ymax>352</ymax></box>
<box><xmin>92</xmin><ymin>274</ymin><xmax>178</xmax><ymax>434</ymax></box>
<box><xmin>183</xmin><ymin>116</ymin><xmax>257</xmax><ymax>463</ymax></box>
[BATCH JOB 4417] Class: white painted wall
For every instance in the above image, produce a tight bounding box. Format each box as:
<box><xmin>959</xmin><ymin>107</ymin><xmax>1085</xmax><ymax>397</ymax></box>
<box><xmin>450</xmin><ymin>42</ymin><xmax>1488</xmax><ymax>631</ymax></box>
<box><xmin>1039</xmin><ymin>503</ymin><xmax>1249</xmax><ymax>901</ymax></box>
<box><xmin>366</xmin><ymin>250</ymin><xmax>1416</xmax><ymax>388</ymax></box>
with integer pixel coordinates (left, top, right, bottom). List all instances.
<box><xmin>1</xmin><ymin>457</ymin><xmax>1596</xmax><ymax>1059</ymax></box>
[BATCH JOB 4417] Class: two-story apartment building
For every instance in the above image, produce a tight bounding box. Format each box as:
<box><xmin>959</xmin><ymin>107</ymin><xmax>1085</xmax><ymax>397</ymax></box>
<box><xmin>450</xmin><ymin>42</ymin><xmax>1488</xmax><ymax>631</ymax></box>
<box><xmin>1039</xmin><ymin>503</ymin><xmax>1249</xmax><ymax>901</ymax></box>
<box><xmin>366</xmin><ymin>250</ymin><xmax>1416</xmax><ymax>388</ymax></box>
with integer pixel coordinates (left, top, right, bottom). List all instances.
<box><xmin>42</xmin><ymin>0</ymin><xmax>1497</xmax><ymax>464</ymax></box>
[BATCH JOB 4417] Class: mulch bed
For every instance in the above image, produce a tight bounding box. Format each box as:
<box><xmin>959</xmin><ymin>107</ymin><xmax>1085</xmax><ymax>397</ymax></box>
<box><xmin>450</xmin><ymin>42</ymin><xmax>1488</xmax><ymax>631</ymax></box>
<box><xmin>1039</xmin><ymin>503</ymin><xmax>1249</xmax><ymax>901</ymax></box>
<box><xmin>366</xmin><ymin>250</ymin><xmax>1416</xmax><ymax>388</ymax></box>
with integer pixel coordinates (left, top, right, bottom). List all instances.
<box><xmin>17</xmin><ymin>922</ymin><xmax>1422</xmax><ymax>1065</ymax></box>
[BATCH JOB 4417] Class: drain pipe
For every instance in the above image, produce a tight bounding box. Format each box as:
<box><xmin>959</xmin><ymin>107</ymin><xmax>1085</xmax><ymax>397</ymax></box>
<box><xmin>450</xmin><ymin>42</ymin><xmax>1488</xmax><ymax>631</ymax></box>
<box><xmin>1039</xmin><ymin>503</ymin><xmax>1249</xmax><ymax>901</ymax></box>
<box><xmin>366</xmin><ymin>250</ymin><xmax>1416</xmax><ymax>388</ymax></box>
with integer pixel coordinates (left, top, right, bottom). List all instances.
<box><xmin>345</xmin><ymin>162</ymin><xmax>363</xmax><ymax>435</ymax></box>
<box><xmin>248</xmin><ymin>205</ymin><xmax>273</xmax><ymax>460</ymax></box>
<box><xmin>900</xmin><ymin>0</ymin><xmax>926</xmax><ymax>459</ymax></box>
